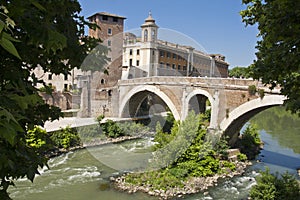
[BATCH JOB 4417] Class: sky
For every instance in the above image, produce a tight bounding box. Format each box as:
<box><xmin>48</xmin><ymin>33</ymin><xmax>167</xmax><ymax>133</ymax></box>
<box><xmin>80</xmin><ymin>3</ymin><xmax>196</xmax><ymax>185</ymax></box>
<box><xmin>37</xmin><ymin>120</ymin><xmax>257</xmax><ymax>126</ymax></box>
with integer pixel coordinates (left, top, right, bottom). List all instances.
<box><xmin>78</xmin><ymin>0</ymin><xmax>259</xmax><ymax>68</ymax></box>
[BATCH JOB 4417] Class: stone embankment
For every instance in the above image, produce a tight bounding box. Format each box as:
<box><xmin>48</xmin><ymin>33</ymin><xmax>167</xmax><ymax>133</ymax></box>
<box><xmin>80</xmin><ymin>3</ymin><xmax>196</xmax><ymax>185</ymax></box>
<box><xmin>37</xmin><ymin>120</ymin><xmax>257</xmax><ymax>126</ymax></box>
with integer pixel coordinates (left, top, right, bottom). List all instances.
<box><xmin>112</xmin><ymin>161</ymin><xmax>252</xmax><ymax>199</ymax></box>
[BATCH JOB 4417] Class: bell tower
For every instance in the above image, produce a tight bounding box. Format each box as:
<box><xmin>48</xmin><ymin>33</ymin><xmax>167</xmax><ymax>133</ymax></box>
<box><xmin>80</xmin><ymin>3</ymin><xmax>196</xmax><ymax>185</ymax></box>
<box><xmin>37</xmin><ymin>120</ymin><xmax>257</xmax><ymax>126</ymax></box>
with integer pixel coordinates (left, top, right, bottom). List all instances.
<box><xmin>141</xmin><ymin>12</ymin><xmax>158</xmax><ymax>43</ymax></box>
<box><xmin>139</xmin><ymin>12</ymin><xmax>159</xmax><ymax>77</ymax></box>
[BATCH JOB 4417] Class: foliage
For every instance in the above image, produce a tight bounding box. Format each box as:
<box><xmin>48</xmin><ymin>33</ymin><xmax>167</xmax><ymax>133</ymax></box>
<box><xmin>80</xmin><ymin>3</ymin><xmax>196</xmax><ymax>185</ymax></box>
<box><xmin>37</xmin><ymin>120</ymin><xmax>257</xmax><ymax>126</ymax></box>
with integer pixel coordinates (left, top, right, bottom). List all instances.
<box><xmin>0</xmin><ymin>0</ymin><xmax>105</xmax><ymax>196</ymax></box>
<box><xmin>163</xmin><ymin>112</ymin><xmax>175</xmax><ymax>133</ymax></box>
<box><xmin>248</xmin><ymin>85</ymin><xmax>257</xmax><ymax>96</ymax></box>
<box><xmin>258</xmin><ymin>89</ymin><xmax>265</xmax><ymax>99</ymax></box>
<box><xmin>96</xmin><ymin>114</ymin><xmax>105</xmax><ymax>124</ymax></box>
<box><xmin>50</xmin><ymin>126</ymin><xmax>81</xmax><ymax>149</ymax></box>
<box><xmin>0</xmin><ymin>6</ymin><xmax>20</xmax><ymax>59</ymax></box>
<box><xmin>249</xmin><ymin>168</ymin><xmax>300</xmax><ymax>200</ymax></box>
<box><xmin>241</xmin><ymin>0</ymin><xmax>300</xmax><ymax>115</ymax></box>
<box><xmin>229</xmin><ymin>66</ymin><xmax>251</xmax><ymax>78</ymax></box>
<box><xmin>26</xmin><ymin>126</ymin><xmax>53</xmax><ymax>152</ymax></box>
<box><xmin>235</xmin><ymin>124</ymin><xmax>261</xmax><ymax>160</ymax></box>
<box><xmin>125</xmin><ymin>112</ymin><xmax>237</xmax><ymax>192</ymax></box>
<box><xmin>237</xmin><ymin>153</ymin><xmax>248</xmax><ymax>162</ymax></box>
<box><xmin>100</xmin><ymin>120</ymin><xmax>125</xmax><ymax>138</ymax></box>
<box><xmin>214</xmin><ymin>136</ymin><xmax>230</xmax><ymax>159</ymax></box>
<box><xmin>152</xmin><ymin>120</ymin><xmax>178</xmax><ymax>151</ymax></box>
<box><xmin>119</xmin><ymin>121</ymin><xmax>150</xmax><ymax>136</ymax></box>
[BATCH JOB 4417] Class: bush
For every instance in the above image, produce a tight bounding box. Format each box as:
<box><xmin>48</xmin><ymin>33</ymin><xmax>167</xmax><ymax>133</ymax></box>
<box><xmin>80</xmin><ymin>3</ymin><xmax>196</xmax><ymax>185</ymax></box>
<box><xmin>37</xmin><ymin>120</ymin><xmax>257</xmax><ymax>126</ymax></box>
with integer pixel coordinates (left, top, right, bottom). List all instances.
<box><xmin>26</xmin><ymin>126</ymin><xmax>53</xmax><ymax>152</ymax></box>
<box><xmin>50</xmin><ymin>126</ymin><xmax>81</xmax><ymax>149</ymax></box>
<box><xmin>100</xmin><ymin>120</ymin><xmax>125</xmax><ymax>138</ymax></box>
<box><xmin>236</xmin><ymin>124</ymin><xmax>261</xmax><ymax>160</ymax></box>
<box><xmin>118</xmin><ymin>121</ymin><xmax>150</xmax><ymax>136</ymax></box>
<box><xmin>258</xmin><ymin>89</ymin><xmax>265</xmax><ymax>99</ymax></box>
<box><xmin>237</xmin><ymin>153</ymin><xmax>247</xmax><ymax>162</ymax></box>
<box><xmin>250</xmin><ymin>168</ymin><xmax>300</xmax><ymax>200</ymax></box>
<box><xmin>248</xmin><ymin>85</ymin><xmax>257</xmax><ymax>96</ymax></box>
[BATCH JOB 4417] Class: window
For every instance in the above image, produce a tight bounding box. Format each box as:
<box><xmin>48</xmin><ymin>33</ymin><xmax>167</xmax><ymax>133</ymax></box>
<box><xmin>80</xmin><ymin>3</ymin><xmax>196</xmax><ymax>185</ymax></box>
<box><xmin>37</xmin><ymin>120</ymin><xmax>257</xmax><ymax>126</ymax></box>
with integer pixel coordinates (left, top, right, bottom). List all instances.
<box><xmin>136</xmin><ymin>60</ymin><xmax>139</xmax><ymax>66</ymax></box>
<box><xmin>173</xmin><ymin>54</ymin><xmax>177</xmax><ymax>59</ymax></box>
<box><xmin>167</xmin><ymin>52</ymin><xmax>170</xmax><ymax>58</ymax></box>
<box><xmin>166</xmin><ymin>63</ymin><xmax>170</xmax><ymax>68</ymax></box>
<box><xmin>113</xmin><ymin>17</ymin><xmax>118</xmax><ymax>22</ymax></box>
<box><xmin>108</xmin><ymin>90</ymin><xmax>112</xmax><ymax>96</ymax></box>
<box><xmin>152</xmin><ymin>50</ymin><xmax>155</xmax><ymax>55</ymax></box>
<box><xmin>64</xmin><ymin>74</ymin><xmax>68</xmax><ymax>80</ymax></box>
<box><xmin>48</xmin><ymin>74</ymin><xmax>52</xmax><ymax>80</ymax></box>
<box><xmin>144</xmin><ymin>29</ymin><xmax>148</xmax><ymax>42</ymax></box>
<box><xmin>107</xmin><ymin>40</ymin><xmax>111</xmax><ymax>46</ymax></box>
<box><xmin>178</xmin><ymin>64</ymin><xmax>181</xmax><ymax>70</ymax></box>
<box><xmin>102</xmin><ymin>15</ymin><xmax>108</xmax><ymax>21</ymax></box>
<box><xmin>137</xmin><ymin>49</ymin><xmax>140</xmax><ymax>55</ymax></box>
<box><xmin>129</xmin><ymin>49</ymin><xmax>133</xmax><ymax>55</ymax></box>
<box><xmin>101</xmin><ymin>79</ymin><xmax>105</xmax><ymax>84</ymax></box>
<box><xmin>129</xmin><ymin>59</ymin><xmax>132</xmax><ymax>66</ymax></box>
<box><xmin>64</xmin><ymin>84</ymin><xmax>68</xmax><ymax>91</ymax></box>
<box><xmin>160</xmin><ymin>50</ymin><xmax>164</xmax><ymax>57</ymax></box>
<box><xmin>172</xmin><ymin>64</ymin><xmax>176</xmax><ymax>69</ymax></box>
<box><xmin>108</xmin><ymin>28</ymin><xmax>112</xmax><ymax>35</ymax></box>
<box><xmin>151</xmin><ymin>30</ymin><xmax>155</xmax><ymax>41</ymax></box>
<box><xmin>160</xmin><ymin>62</ymin><xmax>164</xmax><ymax>67</ymax></box>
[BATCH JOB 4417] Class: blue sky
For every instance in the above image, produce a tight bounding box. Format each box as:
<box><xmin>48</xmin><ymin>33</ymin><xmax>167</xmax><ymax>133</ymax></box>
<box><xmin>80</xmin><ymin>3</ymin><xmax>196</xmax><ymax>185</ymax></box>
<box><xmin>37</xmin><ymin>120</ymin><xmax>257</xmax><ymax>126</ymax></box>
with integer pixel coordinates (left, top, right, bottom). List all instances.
<box><xmin>78</xmin><ymin>0</ymin><xmax>259</xmax><ymax>68</ymax></box>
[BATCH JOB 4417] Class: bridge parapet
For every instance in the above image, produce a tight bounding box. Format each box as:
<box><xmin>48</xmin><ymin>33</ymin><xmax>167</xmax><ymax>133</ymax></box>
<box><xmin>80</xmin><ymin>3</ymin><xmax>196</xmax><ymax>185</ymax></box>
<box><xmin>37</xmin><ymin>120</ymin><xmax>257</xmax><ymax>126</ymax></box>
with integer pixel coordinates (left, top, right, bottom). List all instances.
<box><xmin>119</xmin><ymin>76</ymin><xmax>259</xmax><ymax>86</ymax></box>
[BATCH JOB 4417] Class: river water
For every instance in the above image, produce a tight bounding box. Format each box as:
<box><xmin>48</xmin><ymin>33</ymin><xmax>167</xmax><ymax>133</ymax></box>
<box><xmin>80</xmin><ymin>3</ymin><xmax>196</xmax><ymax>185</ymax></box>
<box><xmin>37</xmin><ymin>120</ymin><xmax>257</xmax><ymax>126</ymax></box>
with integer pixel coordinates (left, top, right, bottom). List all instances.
<box><xmin>9</xmin><ymin>107</ymin><xmax>300</xmax><ymax>200</ymax></box>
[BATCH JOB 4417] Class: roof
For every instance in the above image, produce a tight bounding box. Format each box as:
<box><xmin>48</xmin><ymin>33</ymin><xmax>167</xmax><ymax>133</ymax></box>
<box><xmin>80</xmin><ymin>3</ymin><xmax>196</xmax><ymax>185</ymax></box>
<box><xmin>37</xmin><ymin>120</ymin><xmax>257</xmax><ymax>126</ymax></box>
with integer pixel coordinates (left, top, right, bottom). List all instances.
<box><xmin>87</xmin><ymin>12</ymin><xmax>126</xmax><ymax>19</ymax></box>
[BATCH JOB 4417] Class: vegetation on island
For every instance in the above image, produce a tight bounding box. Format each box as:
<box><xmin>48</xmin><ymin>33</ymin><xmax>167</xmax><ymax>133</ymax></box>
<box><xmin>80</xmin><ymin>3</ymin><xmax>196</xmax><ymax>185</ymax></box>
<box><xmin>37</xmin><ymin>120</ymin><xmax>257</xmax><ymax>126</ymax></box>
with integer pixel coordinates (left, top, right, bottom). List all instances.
<box><xmin>241</xmin><ymin>0</ymin><xmax>300</xmax><ymax>115</ymax></box>
<box><xmin>116</xmin><ymin>112</ymin><xmax>249</xmax><ymax>198</ymax></box>
<box><xmin>234</xmin><ymin>124</ymin><xmax>262</xmax><ymax>160</ymax></box>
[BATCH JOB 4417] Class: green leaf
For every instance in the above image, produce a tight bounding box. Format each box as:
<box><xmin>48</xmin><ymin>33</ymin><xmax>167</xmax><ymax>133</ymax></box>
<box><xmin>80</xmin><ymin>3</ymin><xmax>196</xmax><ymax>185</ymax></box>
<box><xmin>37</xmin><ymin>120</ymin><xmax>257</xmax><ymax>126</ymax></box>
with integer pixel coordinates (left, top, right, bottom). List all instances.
<box><xmin>0</xmin><ymin>20</ymin><xmax>5</xmax><ymax>33</ymax></box>
<box><xmin>0</xmin><ymin>36</ymin><xmax>21</xmax><ymax>59</ymax></box>
<box><xmin>30</xmin><ymin>0</ymin><xmax>46</xmax><ymax>11</ymax></box>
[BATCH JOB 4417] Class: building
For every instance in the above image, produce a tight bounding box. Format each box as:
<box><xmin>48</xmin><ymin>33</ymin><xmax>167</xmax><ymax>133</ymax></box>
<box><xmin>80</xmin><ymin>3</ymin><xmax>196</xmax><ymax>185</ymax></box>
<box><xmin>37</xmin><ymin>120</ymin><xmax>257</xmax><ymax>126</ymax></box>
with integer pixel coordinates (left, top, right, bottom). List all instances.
<box><xmin>33</xmin><ymin>12</ymin><xmax>126</xmax><ymax>115</ymax></box>
<box><xmin>78</xmin><ymin>12</ymin><xmax>126</xmax><ymax>117</ymax></box>
<box><xmin>121</xmin><ymin>13</ymin><xmax>229</xmax><ymax>80</ymax></box>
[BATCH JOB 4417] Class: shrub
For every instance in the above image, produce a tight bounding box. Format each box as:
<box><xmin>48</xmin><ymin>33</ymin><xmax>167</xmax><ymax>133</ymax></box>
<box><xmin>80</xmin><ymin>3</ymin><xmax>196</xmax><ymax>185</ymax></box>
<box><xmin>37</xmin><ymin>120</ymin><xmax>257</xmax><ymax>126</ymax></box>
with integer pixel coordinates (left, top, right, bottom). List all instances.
<box><xmin>258</xmin><ymin>89</ymin><xmax>265</xmax><ymax>99</ymax></box>
<box><xmin>96</xmin><ymin>114</ymin><xmax>105</xmax><ymax>124</ymax></box>
<box><xmin>50</xmin><ymin>126</ymin><xmax>81</xmax><ymax>149</ymax></box>
<box><xmin>237</xmin><ymin>153</ymin><xmax>247</xmax><ymax>162</ymax></box>
<box><xmin>248</xmin><ymin>85</ymin><xmax>257</xmax><ymax>96</ymax></box>
<box><xmin>250</xmin><ymin>168</ymin><xmax>300</xmax><ymax>200</ymax></box>
<box><xmin>118</xmin><ymin>121</ymin><xmax>150</xmax><ymax>136</ymax></box>
<box><xmin>26</xmin><ymin>126</ymin><xmax>53</xmax><ymax>152</ymax></box>
<box><xmin>100</xmin><ymin>120</ymin><xmax>125</xmax><ymax>138</ymax></box>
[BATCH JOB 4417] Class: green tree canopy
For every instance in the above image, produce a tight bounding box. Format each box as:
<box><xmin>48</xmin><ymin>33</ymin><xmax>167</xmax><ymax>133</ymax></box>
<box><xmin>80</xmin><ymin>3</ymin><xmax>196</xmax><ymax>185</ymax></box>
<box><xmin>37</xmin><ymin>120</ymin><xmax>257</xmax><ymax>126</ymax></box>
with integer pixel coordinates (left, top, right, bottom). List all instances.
<box><xmin>0</xmin><ymin>1</ymin><xmax>101</xmax><ymax>198</ymax></box>
<box><xmin>241</xmin><ymin>0</ymin><xmax>300</xmax><ymax>115</ymax></box>
<box><xmin>228</xmin><ymin>66</ymin><xmax>251</xmax><ymax>78</ymax></box>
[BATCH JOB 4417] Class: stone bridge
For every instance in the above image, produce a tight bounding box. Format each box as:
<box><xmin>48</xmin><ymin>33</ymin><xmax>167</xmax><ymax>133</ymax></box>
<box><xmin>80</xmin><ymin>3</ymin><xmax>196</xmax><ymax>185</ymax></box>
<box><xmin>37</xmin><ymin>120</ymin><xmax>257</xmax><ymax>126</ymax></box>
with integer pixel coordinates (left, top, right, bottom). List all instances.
<box><xmin>115</xmin><ymin>76</ymin><xmax>285</xmax><ymax>144</ymax></box>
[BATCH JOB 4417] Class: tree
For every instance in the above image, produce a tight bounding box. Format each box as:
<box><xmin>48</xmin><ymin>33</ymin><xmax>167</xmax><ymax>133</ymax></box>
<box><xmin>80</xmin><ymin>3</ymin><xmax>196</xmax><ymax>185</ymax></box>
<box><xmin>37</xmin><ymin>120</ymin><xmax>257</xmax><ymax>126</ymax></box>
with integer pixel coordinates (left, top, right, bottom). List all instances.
<box><xmin>0</xmin><ymin>1</ymin><xmax>102</xmax><ymax>198</ymax></box>
<box><xmin>228</xmin><ymin>66</ymin><xmax>251</xmax><ymax>78</ymax></box>
<box><xmin>241</xmin><ymin>0</ymin><xmax>300</xmax><ymax>115</ymax></box>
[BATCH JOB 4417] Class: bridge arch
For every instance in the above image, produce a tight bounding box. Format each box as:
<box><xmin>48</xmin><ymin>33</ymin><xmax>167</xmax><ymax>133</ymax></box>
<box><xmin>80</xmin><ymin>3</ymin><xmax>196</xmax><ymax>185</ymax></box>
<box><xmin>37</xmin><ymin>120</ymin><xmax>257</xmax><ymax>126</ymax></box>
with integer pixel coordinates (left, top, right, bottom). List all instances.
<box><xmin>183</xmin><ymin>89</ymin><xmax>217</xmax><ymax>128</ymax></box>
<box><xmin>220</xmin><ymin>95</ymin><xmax>286</xmax><ymax>145</ymax></box>
<box><xmin>119</xmin><ymin>85</ymin><xmax>181</xmax><ymax>120</ymax></box>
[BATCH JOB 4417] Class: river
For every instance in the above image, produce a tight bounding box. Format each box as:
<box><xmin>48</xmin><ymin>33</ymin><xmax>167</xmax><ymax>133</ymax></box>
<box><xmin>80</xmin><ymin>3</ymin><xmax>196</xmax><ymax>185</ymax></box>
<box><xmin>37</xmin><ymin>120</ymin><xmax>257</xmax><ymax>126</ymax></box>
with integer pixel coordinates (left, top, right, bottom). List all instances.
<box><xmin>8</xmin><ymin>107</ymin><xmax>300</xmax><ymax>200</ymax></box>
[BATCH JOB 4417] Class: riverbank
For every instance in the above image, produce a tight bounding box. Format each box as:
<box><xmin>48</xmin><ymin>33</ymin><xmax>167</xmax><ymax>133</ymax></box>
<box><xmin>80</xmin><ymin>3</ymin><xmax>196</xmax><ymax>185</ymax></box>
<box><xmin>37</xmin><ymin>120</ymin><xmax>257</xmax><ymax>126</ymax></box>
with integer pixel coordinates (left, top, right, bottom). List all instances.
<box><xmin>112</xmin><ymin>160</ymin><xmax>252</xmax><ymax>199</ymax></box>
<box><xmin>45</xmin><ymin>134</ymin><xmax>153</xmax><ymax>158</ymax></box>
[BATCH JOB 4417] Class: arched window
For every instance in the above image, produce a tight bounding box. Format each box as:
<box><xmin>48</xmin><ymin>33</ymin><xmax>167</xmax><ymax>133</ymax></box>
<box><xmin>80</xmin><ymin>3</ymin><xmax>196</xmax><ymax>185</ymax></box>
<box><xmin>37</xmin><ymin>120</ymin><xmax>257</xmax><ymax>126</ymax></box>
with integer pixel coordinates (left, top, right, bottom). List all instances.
<box><xmin>101</xmin><ymin>79</ymin><xmax>105</xmax><ymax>84</ymax></box>
<box><xmin>144</xmin><ymin>29</ymin><xmax>148</xmax><ymax>42</ymax></box>
<box><xmin>151</xmin><ymin>30</ymin><xmax>155</xmax><ymax>41</ymax></box>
